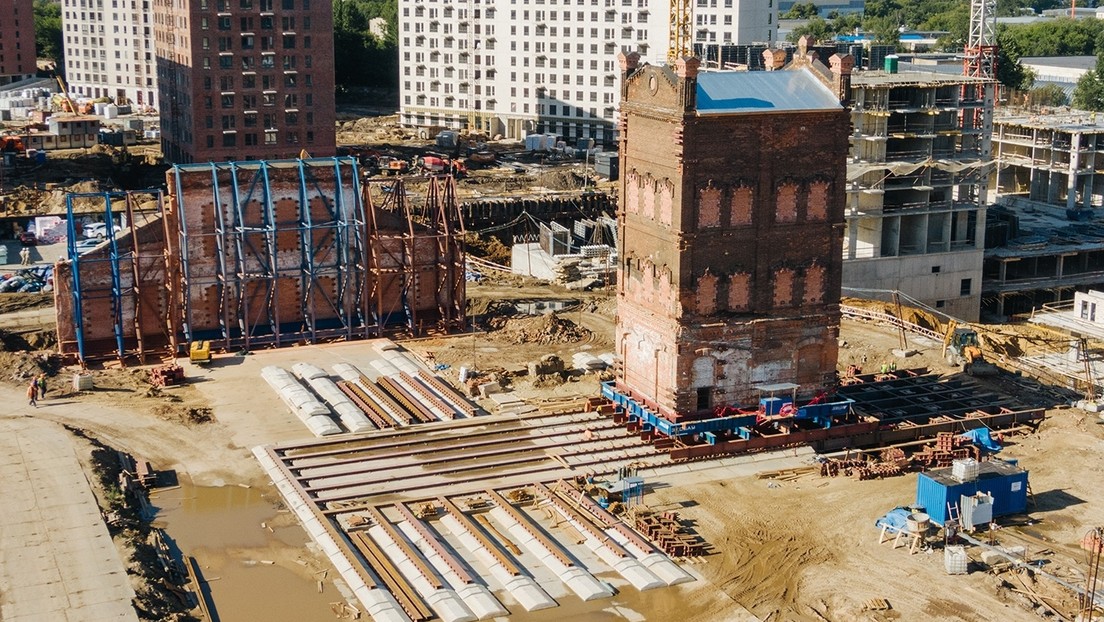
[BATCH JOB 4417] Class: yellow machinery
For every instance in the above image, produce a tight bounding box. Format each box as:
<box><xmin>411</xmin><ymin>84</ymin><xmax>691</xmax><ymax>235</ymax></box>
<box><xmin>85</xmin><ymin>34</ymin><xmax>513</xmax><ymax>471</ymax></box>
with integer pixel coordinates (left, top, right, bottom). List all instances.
<box><xmin>942</xmin><ymin>321</ymin><xmax>997</xmax><ymax>376</ymax></box>
<box><xmin>189</xmin><ymin>341</ymin><xmax>212</xmax><ymax>364</ymax></box>
<box><xmin>55</xmin><ymin>75</ymin><xmax>78</xmax><ymax>115</ymax></box>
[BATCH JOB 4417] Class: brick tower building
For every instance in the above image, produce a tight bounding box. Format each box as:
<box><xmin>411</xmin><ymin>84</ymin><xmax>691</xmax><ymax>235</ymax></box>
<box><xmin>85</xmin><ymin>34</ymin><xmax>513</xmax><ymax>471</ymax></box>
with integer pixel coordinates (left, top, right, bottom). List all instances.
<box><xmin>614</xmin><ymin>54</ymin><xmax>850</xmax><ymax>418</ymax></box>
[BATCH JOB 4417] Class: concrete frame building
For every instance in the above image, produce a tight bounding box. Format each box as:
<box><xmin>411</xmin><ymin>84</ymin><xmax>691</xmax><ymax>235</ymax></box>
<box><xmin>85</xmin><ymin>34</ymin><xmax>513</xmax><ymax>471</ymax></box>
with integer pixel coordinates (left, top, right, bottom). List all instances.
<box><xmin>153</xmin><ymin>0</ymin><xmax>336</xmax><ymax>163</ymax></box>
<box><xmin>0</xmin><ymin>0</ymin><xmax>37</xmax><ymax>85</ymax></box>
<box><xmin>396</xmin><ymin>0</ymin><xmax>777</xmax><ymax>144</ymax></box>
<box><xmin>978</xmin><ymin>112</ymin><xmax>1104</xmax><ymax>319</ymax></box>
<box><xmin>614</xmin><ymin>52</ymin><xmax>848</xmax><ymax>417</ymax></box>
<box><xmin>61</xmin><ymin>0</ymin><xmax>157</xmax><ymax>106</ymax></box>
<box><xmin>842</xmin><ymin>70</ymin><xmax>996</xmax><ymax>321</ymax></box>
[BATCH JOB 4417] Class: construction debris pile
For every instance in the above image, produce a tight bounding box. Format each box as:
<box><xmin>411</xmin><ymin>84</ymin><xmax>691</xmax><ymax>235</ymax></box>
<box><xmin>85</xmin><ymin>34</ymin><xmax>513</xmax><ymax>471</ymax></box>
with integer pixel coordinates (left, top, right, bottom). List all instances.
<box><xmin>0</xmin><ymin>266</ymin><xmax>53</xmax><ymax>294</ymax></box>
<box><xmin>493</xmin><ymin>312</ymin><xmax>592</xmax><ymax>345</ymax></box>
<box><xmin>819</xmin><ymin>431</ymin><xmax>1000</xmax><ymax>480</ymax></box>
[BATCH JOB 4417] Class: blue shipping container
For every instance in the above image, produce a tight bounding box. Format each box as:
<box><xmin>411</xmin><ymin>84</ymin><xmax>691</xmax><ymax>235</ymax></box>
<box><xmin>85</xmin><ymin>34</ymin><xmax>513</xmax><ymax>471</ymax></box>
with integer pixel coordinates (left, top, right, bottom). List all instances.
<box><xmin>915</xmin><ymin>460</ymin><xmax>1029</xmax><ymax>525</ymax></box>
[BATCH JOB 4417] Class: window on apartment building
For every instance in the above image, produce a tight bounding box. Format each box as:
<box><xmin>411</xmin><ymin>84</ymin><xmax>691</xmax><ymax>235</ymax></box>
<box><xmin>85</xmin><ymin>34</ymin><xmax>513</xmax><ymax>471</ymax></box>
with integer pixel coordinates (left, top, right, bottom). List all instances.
<box><xmin>201</xmin><ymin>17</ymin><xmax>209</xmax><ymax>29</ymax></box>
<box><xmin>931</xmin><ymin>266</ymin><xmax>941</xmax><ymax>274</ymax></box>
<box><xmin>282</xmin><ymin>35</ymin><xmax>295</xmax><ymax>48</ymax></box>
<box><xmin>205</xmin><ymin>116</ymin><xmax>214</xmax><ymax>128</ymax></box>
<box><xmin>286</xmin><ymin>111</ymin><xmax>298</xmax><ymax>124</ymax></box>
<box><xmin>221</xmin><ymin>94</ymin><xmax>234</xmax><ymax>107</ymax></box>
<box><xmin>284</xmin><ymin>93</ymin><xmax>297</xmax><ymax>107</ymax></box>
<box><xmin>245</xmin><ymin>133</ymin><xmax>257</xmax><ymax>146</ymax></box>
<box><xmin>260</xmin><ymin>16</ymin><xmax>273</xmax><ymax>29</ymax></box>
<box><xmin>219</xmin><ymin>55</ymin><xmax>232</xmax><ymax>68</ymax></box>
<box><xmin>286</xmin><ymin>131</ymin><xmax>299</xmax><ymax>144</ymax></box>
<box><xmin>204</xmin><ymin>76</ymin><xmax>213</xmax><ymax>89</ymax></box>
<box><xmin>302</xmin><ymin>0</ymin><xmax>310</xmax><ymax>9</ymax></box>
<box><xmin>261</xmin><ymin>55</ymin><xmax>275</xmax><ymax>68</ymax></box>
<box><xmin>263</xmin><ymin>93</ymin><xmax>275</xmax><ymax>106</ymax></box>
<box><xmin>204</xmin><ymin>96</ymin><xmax>213</xmax><ymax>109</ymax></box>
<box><xmin>303</xmin><ymin>16</ymin><xmax>310</xmax><ymax>29</ymax></box>
<box><xmin>265</xmin><ymin>132</ymin><xmax>277</xmax><ymax>145</ymax></box>
<box><xmin>222</xmin><ymin>115</ymin><xmax>236</xmax><ymax>129</ymax></box>
<box><xmin>307</xmin><ymin>130</ymin><xmax>314</xmax><ymax>142</ymax></box>
<box><xmin>244</xmin><ymin>113</ymin><xmax>258</xmax><ymax>126</ymax></box>
<box><xmin>264</xmin><ymin>113</ymin><xmax>276</xmax><ymax>128</ymax></box>
<box><xmin>305</xmin><ymin>93</ymin><xmax>313</xmax><ymax>105</ymax></box>
<box><xmin>217</xmin><ymin>16</ymin><xmax>230</xmax><ymax>30</ymax></box>
<box><xmin>303</xmin><ymin>36</ymin><xmax>311</xmax><ymax>48</ymax></box>
<box><xmin>241</xmin><ymin>56</ymin><xmax>255</xmax><ymax>69</ymax></box>
<box><xmin>281</xmin><ymin>0</ymin><xmax>292</xmax><ymax>8</ymax></box>
<box><xmin>240</xmin><ymin>35</ymin><xmax>254</xmax><ymax>49</ymax></box>
<box><xmin>207</xmin><ymin>136</ymin><xmax>215</xmax><ymax>148</ymax></box>
<box><xmin>960</xmin><ymin>279</ymin><xmax>972</xmax><ymax>296</ymax></box>
<box><xmin>223</xmin><ymin>133</ymin><xmax>237</xmax><ymax>147</ymax></box>
<box><xmin>281</xmin><ymin>16</ymin><xmax>294</xmax><ymax>29</ymax></box>
<box><xmin>220</xmin><ymin>76</ymin><xmax>233</xmax><ymax>90</ymax></box>
<box><xmin>242</xmin><ymin>75</ymin><xmax>256</xmax><ymax>88</ymax></box>
<box><xmin>242</xmin><ymin>94</ymin><xmax>256</xmax><ymax>108</ymax></box>
<box><xmin>260</xmin><ymin>35</ymin><xmax>274</xmax><ymax>49</ymax></box>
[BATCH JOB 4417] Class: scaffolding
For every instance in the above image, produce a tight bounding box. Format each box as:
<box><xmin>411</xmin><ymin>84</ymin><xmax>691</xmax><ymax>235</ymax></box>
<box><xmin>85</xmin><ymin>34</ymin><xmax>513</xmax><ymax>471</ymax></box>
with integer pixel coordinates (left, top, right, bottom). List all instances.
<box><xmin>61</xmin><ymin>190</ymin><xmax>168</xmax><ymax>363</ymax></box>
<box><xmin>166</xmin><ymin>157</ymin><xmax>465</xmax><ymax>354</ymax></box>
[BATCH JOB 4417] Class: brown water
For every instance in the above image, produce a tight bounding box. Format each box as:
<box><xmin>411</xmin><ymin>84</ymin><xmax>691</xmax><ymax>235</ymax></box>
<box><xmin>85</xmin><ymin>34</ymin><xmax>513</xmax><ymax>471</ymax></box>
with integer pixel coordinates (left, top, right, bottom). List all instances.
<box><xmin>153</xmin><ymin>481</ymin><xmax>341</xmax><ymax>621</ymax></box>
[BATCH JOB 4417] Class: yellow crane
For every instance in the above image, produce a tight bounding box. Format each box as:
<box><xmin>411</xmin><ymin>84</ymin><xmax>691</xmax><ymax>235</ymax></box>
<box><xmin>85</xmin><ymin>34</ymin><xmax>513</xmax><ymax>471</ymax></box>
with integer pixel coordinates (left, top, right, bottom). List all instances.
<box><xmin>667</xmin><ymin>0</ymin><xmax>693</xmax><ymax>64</ymax></box>
<box><xmin>54</xmin><ymin>74</ymin><xmax>78</xmax><ymax>115</ymax></box>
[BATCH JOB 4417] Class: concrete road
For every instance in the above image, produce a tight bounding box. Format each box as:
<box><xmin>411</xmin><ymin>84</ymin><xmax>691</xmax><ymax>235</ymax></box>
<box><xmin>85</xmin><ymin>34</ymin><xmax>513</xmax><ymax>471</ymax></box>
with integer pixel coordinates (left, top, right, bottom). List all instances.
<box><xmin>0</xmin><ymin>416</ymin><xmax>139</xmax><ymax>622</ymax></box>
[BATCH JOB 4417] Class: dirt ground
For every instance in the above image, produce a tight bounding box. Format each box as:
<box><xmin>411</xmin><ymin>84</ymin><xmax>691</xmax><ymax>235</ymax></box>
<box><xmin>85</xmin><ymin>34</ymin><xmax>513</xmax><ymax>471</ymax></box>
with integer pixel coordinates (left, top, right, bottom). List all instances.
<box><xmin>0</xmin><ymin>280</ymin><xmax>1102</xmax><ymax>620</ymax></box>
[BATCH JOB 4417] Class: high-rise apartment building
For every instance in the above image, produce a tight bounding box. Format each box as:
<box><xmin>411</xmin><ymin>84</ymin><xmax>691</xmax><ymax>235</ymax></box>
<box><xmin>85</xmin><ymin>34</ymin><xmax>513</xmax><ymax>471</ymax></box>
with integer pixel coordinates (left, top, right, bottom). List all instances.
<box><xmin>61</xmin><ymin>0</ymin><xmax>157</xmax><ymax>106</ymax></box>
<box><xmin>1</xmin><ymin>0</ymin><xmax>37</xmax><ymax>85</ymax></box>
<box><xmin>153</xmin><ymin>0</ymin><xmax>336</xmax><ymax>163</ymax></box>
<box><xmin>397</xmin><ymin>0</ymin><xmax>777</xmax><ymax>144</ymax></box>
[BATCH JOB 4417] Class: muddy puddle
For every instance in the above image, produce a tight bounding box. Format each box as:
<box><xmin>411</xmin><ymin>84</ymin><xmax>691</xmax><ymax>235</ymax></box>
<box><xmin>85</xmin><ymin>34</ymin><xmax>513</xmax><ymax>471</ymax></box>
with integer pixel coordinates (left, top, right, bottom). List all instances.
<box><xmin>152</xmin><ymin>480</ymin><xmax>343</xmax><ymax>621</ymax></box>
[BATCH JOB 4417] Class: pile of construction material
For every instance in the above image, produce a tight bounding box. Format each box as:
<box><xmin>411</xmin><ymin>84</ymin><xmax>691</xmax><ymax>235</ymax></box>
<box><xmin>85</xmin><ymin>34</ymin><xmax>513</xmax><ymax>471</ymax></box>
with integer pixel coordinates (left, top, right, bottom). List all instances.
<box><xmin>496</xmin><ymin>312</ymin><xmax>591</xmax><ymax>345</ymax></box>
<box><xmin>0</xmin><ymin>267</ymin><xmax>53</xmax><ymax>293</ymax></box>
<box><xmin>292</xmin><ymin>363</ymin><xmax>376</xmax><ymax>433</ymax></box>
<box><xmin>552</xmin><ymin>252</ymin><xmax>616</xmax><ymax>290</ymax></box>
<box><xmin>488</xmin><ymin>392</ymin><xmax>536</xmax><ymax>415</ymax></box>
<box><xmin>571</xmin><ymin>352</ymin><xmax>613</xmax><ymax>372</ymax></box>
<box><xmin>261</xmin><ymin>365</ymin><xmax>341</xmax><ymax>437</ymax></box>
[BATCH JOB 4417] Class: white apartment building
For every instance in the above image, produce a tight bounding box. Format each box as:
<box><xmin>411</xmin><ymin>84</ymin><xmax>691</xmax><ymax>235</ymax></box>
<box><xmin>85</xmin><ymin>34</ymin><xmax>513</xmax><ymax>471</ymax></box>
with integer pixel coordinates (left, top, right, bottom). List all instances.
<box><xmin>61</xmin><ymin>0</ymin><xmax>158</xmax><ymax>108</ymax></box>
<box><xmin>398</xmin><ymin>0</ymin><xmax>777</xmax><ymax>145</ymax></box>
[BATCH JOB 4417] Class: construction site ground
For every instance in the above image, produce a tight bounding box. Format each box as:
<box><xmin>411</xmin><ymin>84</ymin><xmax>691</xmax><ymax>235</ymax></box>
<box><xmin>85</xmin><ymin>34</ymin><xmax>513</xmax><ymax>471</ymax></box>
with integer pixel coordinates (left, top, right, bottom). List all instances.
<box><xmin>0</xmin><ymin>275</ymin><xmax>1101</xmax><ymax>621</ymax></box>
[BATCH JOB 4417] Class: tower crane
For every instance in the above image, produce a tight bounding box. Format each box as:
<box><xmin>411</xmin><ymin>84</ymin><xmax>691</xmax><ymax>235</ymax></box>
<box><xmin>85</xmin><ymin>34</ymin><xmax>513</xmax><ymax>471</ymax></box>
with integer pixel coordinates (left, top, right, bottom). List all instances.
<box><xmin>963</xmin><ymin>0</ymin><xmax>998</xmax><ymax>79</ymax></box>
<box><xmin>667</xmin><ymin>0</ymin><xmax>693</xmax><ymax>64</ymax></box>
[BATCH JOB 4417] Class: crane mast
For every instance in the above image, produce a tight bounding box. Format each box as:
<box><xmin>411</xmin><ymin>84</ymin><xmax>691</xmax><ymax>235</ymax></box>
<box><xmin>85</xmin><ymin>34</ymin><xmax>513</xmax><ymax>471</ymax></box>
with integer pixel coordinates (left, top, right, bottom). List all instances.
<box><xmin>964</xmin><ymin>0</ymin><xmax>998</xmax><ymax>79</ymax></box>
<box><xmin>668</xmin><ymin>0</ymin><xmax>693</xmax><ymax>64</ymax></box>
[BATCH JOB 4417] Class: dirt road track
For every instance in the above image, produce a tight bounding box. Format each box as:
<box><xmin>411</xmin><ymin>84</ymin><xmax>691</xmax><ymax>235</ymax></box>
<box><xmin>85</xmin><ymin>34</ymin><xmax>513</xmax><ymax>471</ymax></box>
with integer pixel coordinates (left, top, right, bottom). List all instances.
<box><xmin>0</xmin><ymin>415</ymin><xmax>139</xmax><ymax>622</ymax></box>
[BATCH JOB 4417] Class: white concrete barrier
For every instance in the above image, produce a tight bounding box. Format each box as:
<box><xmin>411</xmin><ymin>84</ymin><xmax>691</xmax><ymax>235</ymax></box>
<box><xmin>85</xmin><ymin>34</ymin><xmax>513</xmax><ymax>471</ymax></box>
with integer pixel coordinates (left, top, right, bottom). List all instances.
<box><xmin>438</xmin><ymin>514</ymin><xmax>557</xmax><ymax>612</ymax></box>
<box><xmin>489</xmin><ymin>507</ymin><xmax>613</xmax><ymax>602</ymax></box>
<box><xmin>396</xmin><ymin>520</ymin><xmax>507</xmax><ymax>620</ymax></box>
<box><xmin>252</xmin><ymin>447</ymin><xmax>410</xmax><ymax>622</ymax></box>
<box><xmin>367</xmin><ymin>525</ymin><xmax>477</xmax><ymax>622</ymax></box>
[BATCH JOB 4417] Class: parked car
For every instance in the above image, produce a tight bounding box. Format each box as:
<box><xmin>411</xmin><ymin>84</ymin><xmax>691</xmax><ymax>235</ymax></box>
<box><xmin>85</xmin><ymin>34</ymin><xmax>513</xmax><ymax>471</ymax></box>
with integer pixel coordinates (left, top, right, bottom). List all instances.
<box><xmin>83</xmin><ymin>223</ymin><xmax>108</xmax><ymax>239</ymax></box>
<box><xmin>74</xmin><ymin>239</ymin><xmax>101</xmax><ymax>255</ymax></box>
<box><xmin>18</xmin><ymin>231</ymin><xmax>36</xmax><ymax>246</ymax></box>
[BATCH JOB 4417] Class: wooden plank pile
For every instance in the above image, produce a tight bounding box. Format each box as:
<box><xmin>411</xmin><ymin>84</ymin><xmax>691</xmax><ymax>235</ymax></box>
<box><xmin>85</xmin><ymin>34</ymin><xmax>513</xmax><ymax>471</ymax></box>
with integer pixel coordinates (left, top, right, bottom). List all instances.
<box><xmin>912</xmin><ymin>432</ymin><xmax>979</xmax><ymax>468</ymax></box>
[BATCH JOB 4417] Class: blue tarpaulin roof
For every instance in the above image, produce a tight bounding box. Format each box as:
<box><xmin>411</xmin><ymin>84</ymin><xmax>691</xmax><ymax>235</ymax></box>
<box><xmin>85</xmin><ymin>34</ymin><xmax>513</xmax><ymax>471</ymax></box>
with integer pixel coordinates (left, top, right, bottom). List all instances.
<box><xmin>695</xmin><ymin>71</ymin><xmax>842</xmax><ymax>115</ymax></box>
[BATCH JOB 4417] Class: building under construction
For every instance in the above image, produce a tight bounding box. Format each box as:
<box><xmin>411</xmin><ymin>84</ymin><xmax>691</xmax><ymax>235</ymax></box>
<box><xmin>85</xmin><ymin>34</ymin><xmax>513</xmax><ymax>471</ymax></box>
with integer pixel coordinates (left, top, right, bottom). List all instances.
<box><xmin>55</xmin><ymin>158</ymin><xmax>466</xmax><ymax>362</ymax></box>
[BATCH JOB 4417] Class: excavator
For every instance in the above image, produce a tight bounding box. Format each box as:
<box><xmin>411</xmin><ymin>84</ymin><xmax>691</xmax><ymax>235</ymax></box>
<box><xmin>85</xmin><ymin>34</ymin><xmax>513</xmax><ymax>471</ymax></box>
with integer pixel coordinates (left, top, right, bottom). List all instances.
<box><xmin>942</xmin><ymin>320</ymin><xmax>998</xmax><ymax>376</ymax></box>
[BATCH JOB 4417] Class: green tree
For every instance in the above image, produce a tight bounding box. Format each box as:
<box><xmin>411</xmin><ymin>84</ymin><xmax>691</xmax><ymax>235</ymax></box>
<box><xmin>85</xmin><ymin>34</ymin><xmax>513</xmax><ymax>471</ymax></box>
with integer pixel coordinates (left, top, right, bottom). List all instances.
<box><xmin>782</xmin><ymin>1</ymin><xmax>819</xmax><ymax>19</ymax></box>
<box><xmin>1074</xmin><ymin>55</ymin><xmax>1104</xmax><ymax>111</ymax></box>
<box><xmin>332</xmin><ymin>0</ymin><xmax>398</xmax><ymax>88</ymax></box>
<box><xmin>786</xmin><ymin>16</ymin><xmax>832</xmax><ymax>43</ymax></box>
<box><xmin>34</xmin><ymin>0</ymin><xmax>63</xmax><ymax>69</ymax></box>
<box><xmin>863</xmin><ymin>15</ymin><xmax>901</xmax><ymax>44</ymax></box>
<box><xmin>995</xmin><ymin>33</ymin><xmax>1034</xmax><ymax>91</ymax></box>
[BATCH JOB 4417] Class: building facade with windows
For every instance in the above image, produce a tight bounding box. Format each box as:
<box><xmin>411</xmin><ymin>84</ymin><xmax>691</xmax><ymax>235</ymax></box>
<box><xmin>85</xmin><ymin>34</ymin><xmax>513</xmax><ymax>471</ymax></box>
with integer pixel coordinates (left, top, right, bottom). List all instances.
<box><xmin>62</xmin><ymin>0</ymin><xmax>158</xmax><ymax>107</ymax></box>
<box><xmin>0</xmin><ymin>0</ymin><xmax>36</xmax><ymax>85</ymax></box>
<box><xmin>153</xmin><ymin>0</ymin><xmax>336</xmax><ymax>163</ymax></box>
<box><xmin>397</xmin><ymin>0</ymin><xmax>778</xmax><ymax>144</ymax></box>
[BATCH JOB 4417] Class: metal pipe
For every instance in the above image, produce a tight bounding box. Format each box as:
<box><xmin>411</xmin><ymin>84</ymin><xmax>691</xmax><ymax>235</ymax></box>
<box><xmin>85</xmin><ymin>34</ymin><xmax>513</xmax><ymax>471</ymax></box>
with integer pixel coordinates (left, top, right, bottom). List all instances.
<box><xmin>65</xmin><ymin>194</ymin><xmax>86</xmax><ymax>365</ymax></box>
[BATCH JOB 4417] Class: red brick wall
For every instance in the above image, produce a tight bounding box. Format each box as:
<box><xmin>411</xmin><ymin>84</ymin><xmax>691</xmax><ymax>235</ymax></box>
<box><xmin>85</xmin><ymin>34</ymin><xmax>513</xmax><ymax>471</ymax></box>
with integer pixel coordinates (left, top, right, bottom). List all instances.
<box><xmin>616</xmin><ymin>64</ymin><xmax>847</xmax><ymax>416</ymax></box>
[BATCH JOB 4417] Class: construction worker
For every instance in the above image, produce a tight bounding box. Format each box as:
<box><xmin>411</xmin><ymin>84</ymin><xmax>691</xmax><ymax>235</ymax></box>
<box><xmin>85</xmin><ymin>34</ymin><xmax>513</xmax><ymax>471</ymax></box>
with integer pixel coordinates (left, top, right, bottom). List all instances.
<box><xmin>19</xmin><ymin>246</ymin><xmax>30</xmax><ymax>266</ymax></box>
<box><xmin>36</xmin><ymin>374</ymin><xmax>47</xmax><ymax>400</ymax></box>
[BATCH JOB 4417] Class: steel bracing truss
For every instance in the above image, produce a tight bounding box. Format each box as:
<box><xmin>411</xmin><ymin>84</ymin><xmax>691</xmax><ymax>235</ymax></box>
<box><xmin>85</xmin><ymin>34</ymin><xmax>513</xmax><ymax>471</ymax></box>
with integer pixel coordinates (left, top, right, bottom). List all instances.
<box><xmin>65</xmin><ymin>190</ymin><xmax>167</xmax><ymax>363</ymax></box>
<box><xmin>169</xmin><ymin>158</ymin><xmax>465</xmax><ymax>353</ymax></box>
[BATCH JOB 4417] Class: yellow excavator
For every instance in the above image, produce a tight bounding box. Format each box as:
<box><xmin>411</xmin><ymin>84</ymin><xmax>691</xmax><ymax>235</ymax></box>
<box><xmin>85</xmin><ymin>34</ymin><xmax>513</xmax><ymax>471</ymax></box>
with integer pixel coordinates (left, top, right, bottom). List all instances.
<box><xmin>942</xmin><ymin>320</ymin><xmax>998</xmax><ymax>376</ymax></box>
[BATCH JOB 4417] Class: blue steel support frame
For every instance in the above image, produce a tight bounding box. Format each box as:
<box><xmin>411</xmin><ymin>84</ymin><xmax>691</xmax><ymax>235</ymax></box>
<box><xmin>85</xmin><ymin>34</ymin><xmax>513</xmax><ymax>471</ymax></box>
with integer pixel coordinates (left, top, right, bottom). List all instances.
<box><xmin>103</xmin><ymin>195</ymin><xmax>125</xmax><ymax>358</ymax></box>
<box><xmin>210</xmin><ymin>163</ymin><xmax>232</xmax><ymax>341</ymax></box>
<box><xmin>174</xmin><ymin>169</ymin><xmax>194</xmax><ymax>345</ymax></box>
<box><xmin>64</xmin><ymin>194</ymin><xmax>87</xmax><ymax>362</ymax></box>
<box><xmin>170</xmin><ymin>158</ymin><xmax>385</xmax><ymax>349</ymax></box>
